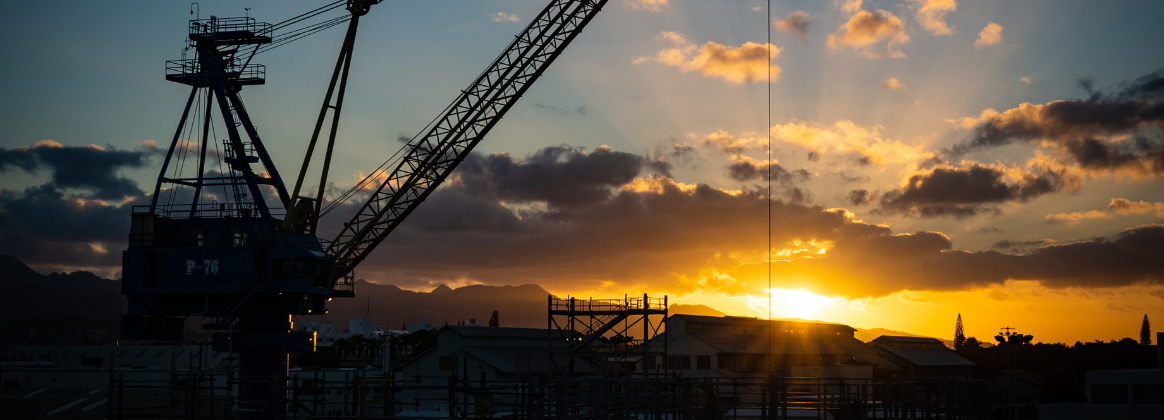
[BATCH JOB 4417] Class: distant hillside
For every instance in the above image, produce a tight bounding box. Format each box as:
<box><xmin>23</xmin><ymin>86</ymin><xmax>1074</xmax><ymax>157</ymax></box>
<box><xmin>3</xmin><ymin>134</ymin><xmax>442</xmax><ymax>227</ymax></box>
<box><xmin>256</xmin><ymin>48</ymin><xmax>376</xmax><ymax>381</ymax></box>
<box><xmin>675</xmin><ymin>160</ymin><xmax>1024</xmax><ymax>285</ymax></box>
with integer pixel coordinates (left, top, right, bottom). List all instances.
<box><xmin>669</xmin><ymin>304</ymin><xmax>728</xmax><ymax>317</ymax></box>
<box><xmin>317</xmin><ymin>281</ymin><xmax>554</xmax><ymax>330</ymax></box>
<box><xmin>854</xmin><ymin>327</ymin><xmax>956</xmax><ymax>348</ymax></box>
<box><xmin>0</xmin><ymin>254</ymin><xmax>960</xmax><ymax>347</ymax></box>
<box><xmin>0</xmin><ymin>254</ymin><xmax>124</xmax><ymax>327</ymax></box>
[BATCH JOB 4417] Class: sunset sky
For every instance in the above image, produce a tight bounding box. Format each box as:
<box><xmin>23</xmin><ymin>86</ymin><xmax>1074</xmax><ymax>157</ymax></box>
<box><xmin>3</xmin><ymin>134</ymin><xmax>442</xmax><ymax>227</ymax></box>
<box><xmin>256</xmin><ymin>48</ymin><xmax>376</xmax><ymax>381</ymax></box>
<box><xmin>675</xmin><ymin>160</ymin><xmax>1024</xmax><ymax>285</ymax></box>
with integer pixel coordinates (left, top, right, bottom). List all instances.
<box><xmin>2</xmin><ymin>0</ymin><xmax>1163</xmax><ymax>344</ymax></box>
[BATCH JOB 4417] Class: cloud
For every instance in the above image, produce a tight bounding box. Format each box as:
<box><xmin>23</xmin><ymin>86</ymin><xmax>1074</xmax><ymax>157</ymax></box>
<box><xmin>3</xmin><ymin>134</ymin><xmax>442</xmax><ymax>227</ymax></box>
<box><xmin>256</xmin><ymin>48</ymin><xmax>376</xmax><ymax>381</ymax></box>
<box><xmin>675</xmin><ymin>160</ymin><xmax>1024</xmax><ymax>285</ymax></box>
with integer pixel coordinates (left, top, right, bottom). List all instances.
<box><xmin>625</xmin><ymin>0</ymin><xmax>669</xmax><ymax>12</ymax></box>
<box><xmin>347</xmin><ymin>153</ymin><xmax>1164</xmax><ymax>296</ymax></box>
<box><xmin>770</xmin><ymin>120</ymin><xmax>934</xmax><ymax>166</ymax></box>
<box><xmin>636</xmin><ymin>31</ymin><xmax>781</xmax><ymax>85</ymax></box>
<box><xmin>826</xmin><ymin>9</ymin><xmax>910</xmax><ymax>58</ymax></box>
<box><xmin>774</xmin><ymin>11</ymin><xmax>814</xmax><ymax>42</ymax></box>
<box><xmin>0</xmin><ymin>140</ymin><xmax>157</xmax><ymax>199</ymax></box>
<box><xmin>975</xmin><ymin>23</ymin><xmax>1003</xmax><ymax>48</ymax></box>
<box><xmin>697</xmin><ymin>129</ymin><xmax>767</xmax><ymax>155</ymax></box>
<box><xmin>0</xmin><ymin>184</ymin><xmax>141</xmax><ymax>271</ymax></box>
<box><xmin>877</xmin><ymin>158</ymin><xmax>1083</xmax><ymax>218</ymax></box>
<box><xmin>992</xmin><ymin>238</ymin><xmax>1055</xmax><ymax>251</ymax></box>
<box><xmin>449</xmin><ymin>145</ymin><xmax>670</xmax><ymax>209</ymax></box>
<box><xmin>6</xmin><ymin>140</ymin><xmax>1157</xmax><ymax>300</ymax></box>
<box><xmin>949</xmin><ymin>70</ymin><xmax>1164</xmax><ymax>178</ymax></box>
<box><xmin>532</xmin><ymin>102</ymin><xmax>586</xmax><ymax>116</ymax></box>
<box><xmin>847</xmin><ymin>189</ymin><xmax>873</xmax><ymax>206</ymax></box>
<box><xmin>879</xmin><ymin>77</ymin><xmax>908</xmax><ymax>94</ymax></box>
<box><xmin>907</xmin><ymin>0</ymin><xmax>956</xmax><ymax>35</ymax></box>
<box><xmin>490</xmin><ymin>12</ymin><xmax>519</xmax><ymax>23</ymax></box>
<box><xmin>725</xmin><ymin>155</ymin><xmax>810</xmax><ymax>185</ymax></box>
<box><xmin>1020</xmin><ymin>76</ymin><xmax>1032</xmax><ymax>86</ymax></box>
<box><xmin>839</xmin><ymin>0</ymin><xmax>863</xmax><ymax>15</ymax></box>
<box><xmin>1046</xmin><ymin>198</ymin><xmax>1164</xmax><ymax>224</ymax></box>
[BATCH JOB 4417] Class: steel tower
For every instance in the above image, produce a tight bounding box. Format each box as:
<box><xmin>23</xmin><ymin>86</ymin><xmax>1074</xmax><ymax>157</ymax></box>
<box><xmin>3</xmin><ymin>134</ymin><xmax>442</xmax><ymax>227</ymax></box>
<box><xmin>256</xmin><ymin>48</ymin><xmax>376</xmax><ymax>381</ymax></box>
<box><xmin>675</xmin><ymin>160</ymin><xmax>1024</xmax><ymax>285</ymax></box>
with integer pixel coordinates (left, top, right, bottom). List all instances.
<box><xmin>121</xmin><ymin>15</ymin><xmax>353</xmax><ymax>420</ymax></box>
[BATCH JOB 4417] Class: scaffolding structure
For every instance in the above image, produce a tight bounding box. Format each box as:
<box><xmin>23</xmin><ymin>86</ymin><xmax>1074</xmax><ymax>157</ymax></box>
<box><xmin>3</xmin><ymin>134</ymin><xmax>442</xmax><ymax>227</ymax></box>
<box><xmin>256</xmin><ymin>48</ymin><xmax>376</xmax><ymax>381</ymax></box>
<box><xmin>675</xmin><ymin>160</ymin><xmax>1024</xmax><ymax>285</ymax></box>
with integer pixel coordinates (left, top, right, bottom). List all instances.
<box><xmin>547</xmin><ymin>294</ymin><xmax>669</xmax><ymax>378</ymax></box>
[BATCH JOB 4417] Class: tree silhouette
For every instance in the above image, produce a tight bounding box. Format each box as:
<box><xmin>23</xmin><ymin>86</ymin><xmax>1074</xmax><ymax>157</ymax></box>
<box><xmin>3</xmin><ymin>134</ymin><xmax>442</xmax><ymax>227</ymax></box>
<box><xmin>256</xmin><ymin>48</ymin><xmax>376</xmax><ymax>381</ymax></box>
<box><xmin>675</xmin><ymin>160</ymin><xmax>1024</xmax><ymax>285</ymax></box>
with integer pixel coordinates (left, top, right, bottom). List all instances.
<box><xmin>489</xmin><ymin>310</ymin><xmax>500</xmax><ymax>327</ymax></box>
<box><xmin>1141</xmin><ymin>314</ymin><xmax>1152</xmax><ymax>346</ymax></box>
<box><xmin>954</xmin><ymin>313</ymin><xmax>966</xmax><ymax>350</ymax></box>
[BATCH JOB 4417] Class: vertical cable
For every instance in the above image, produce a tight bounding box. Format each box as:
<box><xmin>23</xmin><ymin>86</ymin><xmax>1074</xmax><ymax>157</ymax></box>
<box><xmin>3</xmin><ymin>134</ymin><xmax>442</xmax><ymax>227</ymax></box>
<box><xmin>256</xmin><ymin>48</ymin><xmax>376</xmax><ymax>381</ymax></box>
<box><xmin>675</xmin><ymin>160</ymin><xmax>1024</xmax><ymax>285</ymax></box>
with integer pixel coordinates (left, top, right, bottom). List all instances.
<box><xmin>767</xmin><ymin>0</ymin><xmax>774</xmax><ymax>372</ymax></box>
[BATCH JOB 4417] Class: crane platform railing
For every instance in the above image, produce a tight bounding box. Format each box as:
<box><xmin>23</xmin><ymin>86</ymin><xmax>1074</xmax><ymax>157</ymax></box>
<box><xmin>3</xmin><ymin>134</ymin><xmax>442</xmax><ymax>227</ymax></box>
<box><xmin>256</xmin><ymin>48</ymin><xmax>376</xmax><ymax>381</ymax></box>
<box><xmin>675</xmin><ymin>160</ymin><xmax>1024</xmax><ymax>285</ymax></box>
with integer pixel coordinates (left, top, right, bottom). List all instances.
<box><xmin>188</xmin><ymin>17</ymin><xmax>272</xmax><ymax>38</ymax></box>
<box><xmin>549</xmin><ymin>296</ymin><xmax>668</xmax><ymax>313</ymax></box>
<box><xmin>132</xmin><ymin>203</ymin><xmax>282</xmax><ymax>220</ymax></box>
<box><xmin>166</xmin><ymin>59</ymin><xmax>266</xmax><ymax>85</ymax></box>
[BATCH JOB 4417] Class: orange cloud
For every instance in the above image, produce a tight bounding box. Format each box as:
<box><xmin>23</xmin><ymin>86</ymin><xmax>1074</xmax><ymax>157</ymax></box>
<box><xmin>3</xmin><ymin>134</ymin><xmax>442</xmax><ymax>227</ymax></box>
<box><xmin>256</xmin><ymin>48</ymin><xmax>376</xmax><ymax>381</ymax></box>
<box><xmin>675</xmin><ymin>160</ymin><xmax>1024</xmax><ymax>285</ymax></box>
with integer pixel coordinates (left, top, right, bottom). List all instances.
<box><xmin>490</xmin><ymin>12</ymin><xmax>519</xmax><ymax>23</ymax></box>
<box><xmin>907</xmin><ymin>0</ymin><xmax>956</xmax><ymax>36</ymax></box>
<box><xmin>975</xmin><ymin>23</ymin><xmax>1003</xmax><ymax>48</ymax></box>
<box><xmin>625</xmin><ymin>0</ymin><xmax>669</xmax><ymax>12</ymax></box>
<box><xmin>1046</xmin><ymin>198</ymin><xmax>1164</xmax><ymax>224</ymax></box>
<box><xmin>770</xmin><ymin>120</ymin><xmax>933</xmax><ymax>166</ymax></box>
<box><xmin>636</xmin><ymin>31</ymin><xmax>781</xmax><ymax>85</ymax></box>
<box><xmin>826</xmin><ymin>9</ymin><xmax>910</xmax><ymax>58</ymax></box>
<box><xmin>697</xmin><ymin>130</ymin><xmax>768</xmax><ymax>155</ymax></box>
<box><xmin>878</xmin><ymin>77</ymin><xmax>908</xmax><ymax>94</ymax></box>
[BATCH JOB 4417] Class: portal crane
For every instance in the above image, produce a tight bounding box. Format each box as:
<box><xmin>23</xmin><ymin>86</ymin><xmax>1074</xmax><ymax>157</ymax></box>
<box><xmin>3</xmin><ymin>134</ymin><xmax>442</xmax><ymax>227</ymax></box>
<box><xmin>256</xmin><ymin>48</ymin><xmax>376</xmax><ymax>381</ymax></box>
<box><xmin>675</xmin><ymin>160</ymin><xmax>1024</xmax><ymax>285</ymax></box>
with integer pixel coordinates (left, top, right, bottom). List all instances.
<box><xmin>120</xmin><ymin>1</ymin><xmax>609</xmax><ymax>418</ymax></box>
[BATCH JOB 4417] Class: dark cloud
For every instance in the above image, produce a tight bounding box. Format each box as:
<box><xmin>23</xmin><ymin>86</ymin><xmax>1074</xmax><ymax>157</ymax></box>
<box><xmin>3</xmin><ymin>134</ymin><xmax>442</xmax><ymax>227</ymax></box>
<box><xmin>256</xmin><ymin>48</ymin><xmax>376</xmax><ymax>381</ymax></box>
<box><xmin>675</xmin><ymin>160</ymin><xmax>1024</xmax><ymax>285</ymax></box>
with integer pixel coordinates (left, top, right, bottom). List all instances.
<box><xmin>765</xmin><ymin>224</ymin><xmax>1164</xmax><ymax>296</ymax></box>
<box><xmin>847</xmin><ymin>189</ymin><xmax>872</xmax><ymax>206</ymax></box>
<box><xmin>450</xmin><ymin>145</ymin><xmax>670</xmax><ymax>209</ymax></box>
<box><xmin>726</xmin><ymin>158</ymin><xmax>810</xmax><ymax>184</ymax></box>
<box><xmin>978</xmin><ymin>227</ymin><xmax>1005</xmax><ymax>234</ymax></box>
<box><xmin>0</xmin><ymin>184</ymin><xmax>138</xmax><ymax>270</ymax></box>
<box><xmin>953</xmin><ymin>70</ymin><xmax>1164</xmax><ymax>177</ymax></box>
<box><xmin>340</xmin><ymin>156</ymin><xmax>1164</xmax><ymax>297</ymax></box>
<box><xmin>532</xmin><ymin>102</ymin><xmax>586</xmax><ymax>116</ymax></box>
<box><xmin>876</xmin><ymin>161</ymin><xmax>1081</xmax><ymax>218</ymax></box>
<box><xmin>992</xmin><ymin>238</ymin><xmax>1055</xmax><ymax>251</ymax></box>
<box><xmin>1114</xmin><ymin>70</ymin><xmax>1164</xmax><ymax>100</ymax></box>
<box><xmin>0</xmin><ymin>141</ymin><xmax>156</xmax><ymax>199</ymax></box>
<box><xmin>311</xmin><ymin>145</ymin><xmax>1164</xmax><ymax>297</ymax></box>
<box><xmin>774</xmin><ymin>11</ymin><xmax>814</xmax><ymax>42</ymax></box>
<box><xmin>835</xmin><ymin>172</ymin><xmax>869</xmax><ymax>183</ymax></box>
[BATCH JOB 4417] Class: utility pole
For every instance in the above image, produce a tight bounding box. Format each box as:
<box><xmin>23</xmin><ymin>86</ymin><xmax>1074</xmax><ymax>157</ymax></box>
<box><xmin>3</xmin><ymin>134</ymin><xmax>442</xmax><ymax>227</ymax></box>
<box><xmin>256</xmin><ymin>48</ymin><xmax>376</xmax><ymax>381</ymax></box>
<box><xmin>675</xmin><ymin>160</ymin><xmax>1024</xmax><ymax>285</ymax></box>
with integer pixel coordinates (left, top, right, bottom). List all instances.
<box><xmin>995</xmin><ymin>327</ymin><xmax>1034</xmax><ymax>420</ymax></box>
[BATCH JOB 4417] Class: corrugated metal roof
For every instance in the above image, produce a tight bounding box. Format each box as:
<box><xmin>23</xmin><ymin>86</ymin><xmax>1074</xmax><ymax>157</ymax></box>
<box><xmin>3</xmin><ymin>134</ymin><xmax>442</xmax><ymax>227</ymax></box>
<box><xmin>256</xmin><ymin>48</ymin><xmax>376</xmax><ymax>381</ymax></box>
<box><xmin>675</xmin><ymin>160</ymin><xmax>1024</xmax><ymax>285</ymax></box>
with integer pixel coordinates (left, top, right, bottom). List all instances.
<box><xmin>461</xmin><ymin>347</ymin><xmax>553</xmax><ymax>373</ymax></box>
<box><xmin>876</xmin><ymin>346</ymin><xmax>975</xmax><ymax>366</ymax></box>
<box><xmin>683</xmin><ymin>330</ymin><xmax>892</xmax><ymax>367</ymax></box>
<box><xmin>874</xmin><ymin>335</ymin><xmax>943</xmax><ymax>344</ymax></box>
<box><xmin>671</xmin><ymin>314</ymin><xmax>855</xmax><ymax>332</ymax></box>
<box><xmin>447</xmin><ymin>326</ymin><xmax>553</xmax><ymax>339</ymax></box>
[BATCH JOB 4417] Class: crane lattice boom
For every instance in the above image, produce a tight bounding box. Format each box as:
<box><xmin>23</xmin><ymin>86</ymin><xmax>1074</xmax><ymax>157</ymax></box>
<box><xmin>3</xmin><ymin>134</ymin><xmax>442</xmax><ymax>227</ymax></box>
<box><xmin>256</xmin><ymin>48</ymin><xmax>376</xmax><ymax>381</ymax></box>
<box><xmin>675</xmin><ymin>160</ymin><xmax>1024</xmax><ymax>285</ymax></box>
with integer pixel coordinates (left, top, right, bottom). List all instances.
<box><xmin>327</xmin><ymin>0</ymin><xmax>608</xmax><ymax>279</ymax></box>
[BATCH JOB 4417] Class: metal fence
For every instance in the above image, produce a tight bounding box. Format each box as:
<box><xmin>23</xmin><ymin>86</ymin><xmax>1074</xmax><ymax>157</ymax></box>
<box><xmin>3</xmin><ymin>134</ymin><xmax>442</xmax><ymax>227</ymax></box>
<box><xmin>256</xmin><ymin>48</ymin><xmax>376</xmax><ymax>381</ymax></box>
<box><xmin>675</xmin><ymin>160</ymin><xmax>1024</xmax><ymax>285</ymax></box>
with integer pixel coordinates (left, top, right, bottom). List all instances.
<box><xmin>96</xmin><ymin>370</ymin><xmax>985</xmax><ymax>419</ymax></box>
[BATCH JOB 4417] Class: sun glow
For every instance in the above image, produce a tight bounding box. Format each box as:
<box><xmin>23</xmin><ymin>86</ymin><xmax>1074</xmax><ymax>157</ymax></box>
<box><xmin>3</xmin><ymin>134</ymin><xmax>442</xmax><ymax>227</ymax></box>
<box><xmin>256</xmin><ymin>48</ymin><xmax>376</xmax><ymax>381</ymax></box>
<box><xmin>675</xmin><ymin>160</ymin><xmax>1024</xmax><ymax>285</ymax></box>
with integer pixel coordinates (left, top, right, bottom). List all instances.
<box><xmin>750</xmin><ymin>288</ymin><xmax>838</xmax><ymax>320</ymax></box>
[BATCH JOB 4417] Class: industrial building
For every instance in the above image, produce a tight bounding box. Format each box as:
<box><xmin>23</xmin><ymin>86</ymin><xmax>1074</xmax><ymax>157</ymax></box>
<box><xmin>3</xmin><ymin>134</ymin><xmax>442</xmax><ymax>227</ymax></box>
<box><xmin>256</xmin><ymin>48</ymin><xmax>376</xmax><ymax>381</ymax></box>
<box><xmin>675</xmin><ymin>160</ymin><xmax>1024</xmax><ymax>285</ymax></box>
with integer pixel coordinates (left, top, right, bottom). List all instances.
<box><xmin>660</xmin><ymin>314</ymin><xmax>896</xmax><ymax>379</ymax></box>
<box><xmin>870</xmin><ymin>335</ymin><xmax>975</xmax><ymax>379</ymax></box>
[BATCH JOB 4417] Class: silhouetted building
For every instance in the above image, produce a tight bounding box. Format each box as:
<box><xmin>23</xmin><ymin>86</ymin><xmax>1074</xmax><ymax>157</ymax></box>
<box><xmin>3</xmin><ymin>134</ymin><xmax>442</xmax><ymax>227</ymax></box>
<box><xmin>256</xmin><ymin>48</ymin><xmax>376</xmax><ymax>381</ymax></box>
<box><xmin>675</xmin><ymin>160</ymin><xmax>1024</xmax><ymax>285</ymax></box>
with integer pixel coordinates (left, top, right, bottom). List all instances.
<box><xmin>1041</xmin><ymin>369</ymin><xmax>1164</xmax><ymax>419</ymax></box>
<box><xmin>396</xmin><ymin>326</ymin><xmax>570</xmax><ymax>414</ymax></box>
<box><xmin>659</xmin><ymin>315</ymin><xmax>894</xmax><ymax>378</ymax></box>
<box><xmin>1</xmin><ymin>345</ymin><xmax>227</xmax><ymax>389</ymax></box>
<box><xmin>870</xmin><ymin>335</ymin><xmax>974</xmax><ymax>378</ymax></box>
<box><xmin>300</xmin><ymin>317</ymin><xmax>385</xmax><ymax>347</ymax></box>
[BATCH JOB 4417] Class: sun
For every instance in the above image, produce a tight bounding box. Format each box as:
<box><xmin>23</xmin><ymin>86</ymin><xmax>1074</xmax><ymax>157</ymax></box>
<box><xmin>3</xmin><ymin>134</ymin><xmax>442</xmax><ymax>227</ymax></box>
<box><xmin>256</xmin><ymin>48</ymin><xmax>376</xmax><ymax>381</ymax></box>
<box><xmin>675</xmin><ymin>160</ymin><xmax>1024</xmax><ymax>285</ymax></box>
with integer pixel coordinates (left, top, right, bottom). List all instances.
<box><xmin>768</xmin><ymin>289</ymin><xmax>836</xmax><ymax>320</ymax></box>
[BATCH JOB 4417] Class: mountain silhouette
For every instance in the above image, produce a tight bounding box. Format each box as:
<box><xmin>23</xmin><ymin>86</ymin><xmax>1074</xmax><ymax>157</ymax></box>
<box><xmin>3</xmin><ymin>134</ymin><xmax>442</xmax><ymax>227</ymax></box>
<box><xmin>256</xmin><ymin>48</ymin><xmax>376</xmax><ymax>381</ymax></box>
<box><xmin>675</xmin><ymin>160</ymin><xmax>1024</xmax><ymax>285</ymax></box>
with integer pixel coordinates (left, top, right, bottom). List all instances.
<box><xmin>310</xmin><ymin>280</ymin><xmax>554</xmax><ymax>330</ymax></box>
<box><xmin>0</xmin><ymin>255</ymin><xmax>952</xmax><ymax>344</ymax></box>
<box><xmin>0</xmin><ymin>254</ymin><xmax>124</xmax><ymax>327</ymax></box>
